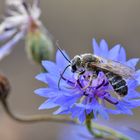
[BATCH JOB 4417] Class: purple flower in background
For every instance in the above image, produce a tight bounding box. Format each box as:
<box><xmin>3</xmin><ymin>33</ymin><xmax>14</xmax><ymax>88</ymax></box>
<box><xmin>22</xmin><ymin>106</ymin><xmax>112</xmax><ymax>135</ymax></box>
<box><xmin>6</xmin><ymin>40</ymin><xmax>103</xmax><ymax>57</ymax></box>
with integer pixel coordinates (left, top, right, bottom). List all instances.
<box><xmin>35</xmin><ymin>39</ymin><xmax>140</xmax><ymax>123</ymax></box>
<box><xmin>0</xmin><ymin>0</ymin><xmax>54</xmax><ymax>63</ymax></box>
<box><xmin>60</xmin><ymin>122</ymin><xmax>140</xmax><ymax>140</ymax></box>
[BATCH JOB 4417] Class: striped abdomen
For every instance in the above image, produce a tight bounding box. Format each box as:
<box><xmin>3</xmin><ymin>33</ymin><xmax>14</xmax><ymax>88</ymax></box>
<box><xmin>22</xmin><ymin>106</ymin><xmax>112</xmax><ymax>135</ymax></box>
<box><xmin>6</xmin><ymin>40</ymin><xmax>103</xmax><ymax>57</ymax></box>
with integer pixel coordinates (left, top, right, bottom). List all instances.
<box><xmin>105</xmin><ymin>72</ymin><xmax>128</xmax><ymax>97</ymax></box>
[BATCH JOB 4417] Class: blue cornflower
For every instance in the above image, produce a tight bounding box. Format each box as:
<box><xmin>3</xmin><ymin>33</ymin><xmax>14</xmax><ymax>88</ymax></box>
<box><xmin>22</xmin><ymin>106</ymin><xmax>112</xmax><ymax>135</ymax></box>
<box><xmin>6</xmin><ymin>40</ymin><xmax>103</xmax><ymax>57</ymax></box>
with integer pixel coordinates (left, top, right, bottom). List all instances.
<box><xmin>35</xmin><ymin>39</ymin><xmax>140</xmax><ymax>123</ymax></box>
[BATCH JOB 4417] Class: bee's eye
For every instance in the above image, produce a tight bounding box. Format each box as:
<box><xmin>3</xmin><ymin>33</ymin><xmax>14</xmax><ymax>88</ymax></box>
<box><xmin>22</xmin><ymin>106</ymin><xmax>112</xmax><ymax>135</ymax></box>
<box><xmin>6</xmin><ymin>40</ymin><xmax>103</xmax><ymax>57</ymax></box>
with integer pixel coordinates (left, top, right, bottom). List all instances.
<box><xmin>72</xmin><ymin>65</ymin><xmax>77</xmax><ymax>72</ymax></box>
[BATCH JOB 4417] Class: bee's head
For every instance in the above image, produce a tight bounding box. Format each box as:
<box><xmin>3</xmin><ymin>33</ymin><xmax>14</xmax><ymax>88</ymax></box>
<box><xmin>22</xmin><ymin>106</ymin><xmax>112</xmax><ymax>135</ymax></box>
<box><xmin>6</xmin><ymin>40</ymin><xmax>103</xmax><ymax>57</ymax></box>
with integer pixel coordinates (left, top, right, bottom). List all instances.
<box><xmin>71</xmin><ymin>55</ymin><xmax>82</xmax><ymax>73</ymax></box>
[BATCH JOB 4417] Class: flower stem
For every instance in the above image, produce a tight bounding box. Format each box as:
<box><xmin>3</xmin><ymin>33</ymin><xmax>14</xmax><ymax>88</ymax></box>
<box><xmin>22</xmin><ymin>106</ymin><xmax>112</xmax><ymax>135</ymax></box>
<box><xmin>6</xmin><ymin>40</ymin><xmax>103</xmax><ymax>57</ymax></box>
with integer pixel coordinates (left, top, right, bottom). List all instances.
<box><xmin>91</xmin><ymin>121</ymin><xmax>133</xmax><ymax>140</ymax></box>
<box><xmin>86</xmin><ymin>113</ymin><xmax>132</xmax><ymax>140</ymax></box>
<box><xmin>86</xmin><ymin>113</ymin><xmax>103</xmax><ymax>138</ymax></box>
<box><xmin>1</xmin><ymin>99</ymin><xmax>74</xmax><ymax>124</ymax></box>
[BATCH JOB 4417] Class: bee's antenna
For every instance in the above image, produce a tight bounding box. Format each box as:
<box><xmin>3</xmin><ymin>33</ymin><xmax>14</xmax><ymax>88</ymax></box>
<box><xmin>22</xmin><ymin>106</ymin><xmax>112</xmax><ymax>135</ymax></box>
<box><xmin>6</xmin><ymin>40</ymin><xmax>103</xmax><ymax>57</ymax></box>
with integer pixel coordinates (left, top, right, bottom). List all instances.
<box><xmin>58</xmin><ymin>65</ymin><xmax>70</xmax><ymax>90</ymax></box>
<box><xmin>56</xmin><ymin>41</ymin><xmax>71</xmax><ymax>64</ymax></box>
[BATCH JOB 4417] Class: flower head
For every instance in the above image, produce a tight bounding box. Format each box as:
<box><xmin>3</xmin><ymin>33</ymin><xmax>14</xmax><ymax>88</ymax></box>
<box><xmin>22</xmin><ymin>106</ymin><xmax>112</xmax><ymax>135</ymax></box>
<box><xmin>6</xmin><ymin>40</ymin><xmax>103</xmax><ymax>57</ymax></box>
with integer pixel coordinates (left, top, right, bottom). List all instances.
<box><xmin>0</xmin><ymin>0</ymin><xmax>54</xmax><ymax>64</ymax></box>
<box><xmin>35</xmin><ymin>39</ymin><xmax>140</xmax><ymax>123</ymax></box>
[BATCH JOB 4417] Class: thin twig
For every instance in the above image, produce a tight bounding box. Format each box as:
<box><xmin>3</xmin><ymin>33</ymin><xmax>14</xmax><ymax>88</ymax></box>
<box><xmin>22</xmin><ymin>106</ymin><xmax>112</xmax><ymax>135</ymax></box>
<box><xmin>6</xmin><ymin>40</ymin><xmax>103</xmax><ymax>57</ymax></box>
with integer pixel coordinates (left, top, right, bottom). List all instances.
<box><xmin>1</xmin><ymin>99</ymin><xmax>75</xmax><ymax>124</ymax></box>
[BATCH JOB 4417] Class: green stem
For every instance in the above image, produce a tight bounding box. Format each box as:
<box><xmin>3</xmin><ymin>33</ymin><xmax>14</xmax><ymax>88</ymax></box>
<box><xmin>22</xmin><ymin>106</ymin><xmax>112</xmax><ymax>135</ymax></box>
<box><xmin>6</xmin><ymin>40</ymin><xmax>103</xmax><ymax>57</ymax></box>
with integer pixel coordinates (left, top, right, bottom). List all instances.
<box><xmin>90</xmin><ymin>122</ymin><xmax>133</xmax><ymax>140</ymax></box>
<box><xmin>86</xmin><ymin>113</ymin><xmax>132</xmax><ymax>140</ymax></box>
<box><xmin>86</xmin><ymin>113</ymin><xmax>103</xmax><ymax>138</ymax></box>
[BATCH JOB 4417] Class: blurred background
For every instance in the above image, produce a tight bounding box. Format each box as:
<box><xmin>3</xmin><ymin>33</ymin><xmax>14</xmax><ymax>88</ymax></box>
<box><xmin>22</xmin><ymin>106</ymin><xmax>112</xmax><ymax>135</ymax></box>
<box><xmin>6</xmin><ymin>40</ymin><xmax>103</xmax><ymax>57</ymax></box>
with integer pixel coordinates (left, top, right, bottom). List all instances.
<box><xmin>0</xmin><ymin>0</ymin><xmax>140</xmax><ymax>140</ymax></box>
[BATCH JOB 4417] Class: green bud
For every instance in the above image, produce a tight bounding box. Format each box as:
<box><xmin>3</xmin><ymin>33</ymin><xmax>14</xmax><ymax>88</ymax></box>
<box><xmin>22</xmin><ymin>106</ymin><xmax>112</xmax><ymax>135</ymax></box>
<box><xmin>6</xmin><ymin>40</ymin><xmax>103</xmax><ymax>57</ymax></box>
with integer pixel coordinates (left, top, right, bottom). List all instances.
<box><xmin>25</xmin><ymin>28</ymin><xmax>54</xmax><ymax>65</ymax></box>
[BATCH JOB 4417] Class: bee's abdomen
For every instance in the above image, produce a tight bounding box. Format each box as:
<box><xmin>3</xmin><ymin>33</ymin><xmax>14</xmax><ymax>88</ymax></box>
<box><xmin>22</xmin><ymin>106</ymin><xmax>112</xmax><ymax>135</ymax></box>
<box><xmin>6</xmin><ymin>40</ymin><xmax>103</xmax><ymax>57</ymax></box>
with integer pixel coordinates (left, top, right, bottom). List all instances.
<box><xmin>105</xmin><ymin>72</ymin><xmax>128</xmax><ymax>96</ymax></box>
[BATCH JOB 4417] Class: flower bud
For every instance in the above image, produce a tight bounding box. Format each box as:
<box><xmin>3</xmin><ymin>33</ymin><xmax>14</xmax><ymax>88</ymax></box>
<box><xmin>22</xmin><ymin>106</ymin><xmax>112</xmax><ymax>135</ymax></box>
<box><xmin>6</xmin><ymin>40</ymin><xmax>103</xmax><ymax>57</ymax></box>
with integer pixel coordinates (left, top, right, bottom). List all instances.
<box><xmin>0</xmin><ymin>74</ymin><xmax>10</xmax><ymax>100</ymax></box>
<box><xmin>25</xmin><ymin>28</ymin><xmax>54</xmax><ymax>65</ymax></box>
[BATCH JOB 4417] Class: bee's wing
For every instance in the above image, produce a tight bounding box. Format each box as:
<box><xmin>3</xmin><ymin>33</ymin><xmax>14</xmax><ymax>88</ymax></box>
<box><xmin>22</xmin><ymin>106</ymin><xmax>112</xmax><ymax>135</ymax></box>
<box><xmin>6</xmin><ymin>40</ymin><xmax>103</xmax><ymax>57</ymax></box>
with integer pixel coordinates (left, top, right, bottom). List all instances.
<box><xmin>91</xmin><ymin>57</ymin><xmax>135</xmax><ymax>79</ymax></box>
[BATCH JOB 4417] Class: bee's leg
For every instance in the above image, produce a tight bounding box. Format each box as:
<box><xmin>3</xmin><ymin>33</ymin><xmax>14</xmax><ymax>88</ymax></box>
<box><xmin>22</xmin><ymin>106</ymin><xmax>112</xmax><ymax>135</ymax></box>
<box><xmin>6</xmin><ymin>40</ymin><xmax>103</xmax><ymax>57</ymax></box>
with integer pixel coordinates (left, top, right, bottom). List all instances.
<box><xmin>60</xmin><ymin>74</ymin><xmax>75</xmax><ymax>86</ymax></box>
<box><xmin>77</xmin><ymin>77</ymin><xmax>89</xmax><ymax>96</ymax></box>
<box><xmin>61</xmin><ymin>71</ymin><xmax>85</xmax><ymax>89</ymax></box>
<box><xmin>104</xmin><ymin>88</ymin><xmax>122</xmax><ymax>102</ymax></box>
<box><xmin>76</xmin><ymin>71</ymin><xmax>89</xmax><ymax>95</ymax></box>
<box><xmin>95</xmin><ymin>79</ymin><xmax>106</xmax><ymax>89</ymax></box>
<box><xmin>77</xmin><ymin>71</ymin><xmax>85</xmax><ymax>79</ymax></box>
<box><xmin>104</xmin><ymin>93</ymin><xmax>119</xmax><ymax>105</ymax></box>
<box><xmin>77</xmin><ymin>78</ymin><xmax>83</xmax><ymax>88</ymax></box>
<box><xmin>75</xmin><ymin>71</ymin><xmax>85</xmax><ymax>87</ymax></box>
<box><xmin>82</xmin><ymin>74</ymin><xmax>94</xmax><ymax>90</ymax></box>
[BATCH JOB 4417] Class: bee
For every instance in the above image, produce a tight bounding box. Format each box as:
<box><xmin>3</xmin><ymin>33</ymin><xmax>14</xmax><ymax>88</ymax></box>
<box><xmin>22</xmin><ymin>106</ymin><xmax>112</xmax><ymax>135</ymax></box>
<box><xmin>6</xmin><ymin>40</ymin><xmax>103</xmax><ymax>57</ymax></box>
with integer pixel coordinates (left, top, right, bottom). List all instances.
<box><xmin>70</xmin><ymin>53</ymin><xmax>135</xmax><ymax>97</ymax></box>
<box><xmin>56</xmin><ymin>43</ymin><xmax>135</xmax><ymax>97</ymax></box>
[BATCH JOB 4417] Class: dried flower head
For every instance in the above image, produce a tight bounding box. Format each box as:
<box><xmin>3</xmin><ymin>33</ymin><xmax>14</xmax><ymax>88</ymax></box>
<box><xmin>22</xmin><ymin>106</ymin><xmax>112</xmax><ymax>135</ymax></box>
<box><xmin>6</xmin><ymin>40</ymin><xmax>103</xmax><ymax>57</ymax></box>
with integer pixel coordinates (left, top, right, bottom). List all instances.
<box><xmin>35</xmin><ymin>39</ymin><xmax>140</xmax><ymax>123</ymax></box>
<box><xmin>0</xmin><ymin>74</ymin><xmax>10</xmax><ymax>100</ymax></box>
<box><xmin>0</xmin><ymin>0</ymin><xmax>54</xmax><ymax>64</ymax></box>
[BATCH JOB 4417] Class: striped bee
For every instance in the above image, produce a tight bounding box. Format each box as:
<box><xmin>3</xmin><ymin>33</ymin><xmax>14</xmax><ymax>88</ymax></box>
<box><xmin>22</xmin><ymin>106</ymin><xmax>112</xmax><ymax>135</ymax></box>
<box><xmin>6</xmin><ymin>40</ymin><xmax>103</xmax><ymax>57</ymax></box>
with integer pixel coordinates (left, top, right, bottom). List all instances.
<box><xmin>70</xmin><ymin>54</ymin><xmax>135</xmax><ymax>97</ymax></box>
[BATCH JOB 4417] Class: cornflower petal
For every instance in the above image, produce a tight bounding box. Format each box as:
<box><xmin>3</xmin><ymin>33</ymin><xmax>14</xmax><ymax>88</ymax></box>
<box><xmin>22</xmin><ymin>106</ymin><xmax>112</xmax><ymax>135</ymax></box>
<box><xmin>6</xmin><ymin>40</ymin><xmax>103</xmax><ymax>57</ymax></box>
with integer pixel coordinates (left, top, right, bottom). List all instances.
<box><xmin>126</xmin><ymin>58</ymin><xmax>139</xmax><ymax>69</ymax></box>
<box><xmin>92</xmin><ymin>38</ymin><xmax>101</xmax><ymax>56</ymax></box>
<box><xmin>108</xmin><ymin>44</ymin><xmax>121</xmax><ymax>61</ymax></box>
<box><xmin>34</xmin><ymin>88</ymin><xmax>58</xmax><ymax>98</ymax></box>
<box><xmin>53</xmin><ymin>107</ymin><xmax>70</xmax><ymax>115</ymax></box>
<box><xmin>54</xmin><ymin>94</ymin><xmax>81</xmax><ymax>107</ymax></box>
<box><xmin>126</xmin><ymin>90</ymin><xmax>140</xmax><ymax>99</ymax></box>
<box><xmin>31</xmin><ymin>0</ymin><xmax>41</xmax><ymax>19</ymax></box>
<box><xmin>117</xmin><ymin>47</ymin><xmax>126</xmax><ymax>63</ymax></box>
<box><xmin>36</xmin><ymin>73</ymin><xmax>59</xmax><ymax>88</ymax></box>
<box><xmin>0</xmin><ymin>29</ymin><xmax>17</xmax><ymax>41</ymax></box>
<box><xmin>99</xmin><ymin>39</ymin><xmax>109</xmax><ymax>58</ymax></box>
<box><xmin>135</xmin><ymin>70</ymin><xmax>140</xmax><ymax>84</ymax></box>
<box><xmin>0</xmin><ymin>31</ymin><xmax>24</xmax><ymax>60</ymax></box>
<box><xmin>39</xmin><ymin>99</ymin><xmax>58</xmax><ymax>110</ymax></box>
<box><xmin>42</xmin><ymin>61</ymin><xmax>59</xmax><ymax>76</ymax></box>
